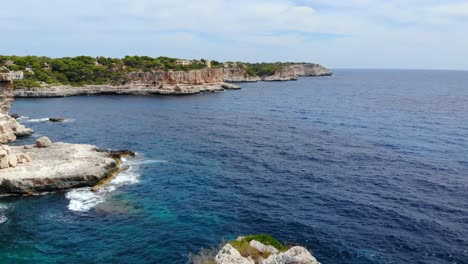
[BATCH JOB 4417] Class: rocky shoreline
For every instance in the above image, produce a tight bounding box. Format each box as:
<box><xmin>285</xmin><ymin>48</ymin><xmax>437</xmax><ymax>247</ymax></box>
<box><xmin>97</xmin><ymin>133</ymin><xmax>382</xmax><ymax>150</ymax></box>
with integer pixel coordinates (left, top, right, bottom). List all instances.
<box><xmin>13</xmin><ymin>63</ymin><xmax>331</xmax><ymax>98</ymax></box>
<box><xmin>0</xmin><ymin>76</ymin><xmax>132</xmax><ymax>196</ymax></box>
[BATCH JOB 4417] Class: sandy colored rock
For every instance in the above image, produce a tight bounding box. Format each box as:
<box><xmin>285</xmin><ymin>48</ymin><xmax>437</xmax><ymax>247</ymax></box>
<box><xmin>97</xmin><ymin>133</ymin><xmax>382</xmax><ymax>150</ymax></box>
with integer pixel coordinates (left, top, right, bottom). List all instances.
<box><xmin>250</xmin><ymin>240</ymin><xmax>279</xmax><ymax>255</ymax></box>
<box><xmin>215</xmin><ymin>244</ymin><xmax>255</xmax><ymax>264</ymax></box>
<box><xmin>36</xmin><ymin>136</ymin><xmax>52</xmax><ymax>148</ymax></box>
<box><xmin>0</xmin><ymin>77</ymin><xmax>34</xmax><ymax>142</ymax></box>
<box><xmin>16</xmin><ymin>153</ymin><xmax>31</xmax><ymax>163</ymax></box>
<box><xmin>261</xmin><ymin>246</ymin><xmax>320</xmax><ymax>264</ymax></box>
<box><xmin>0</xmin><ymin>143</ymin><xmax>118</xmax><ymax>195</ymax></box>
<box><xmin>8</xmin><ymin>155</ymin><xmax>17</xmax><ymax>167</ymax></box>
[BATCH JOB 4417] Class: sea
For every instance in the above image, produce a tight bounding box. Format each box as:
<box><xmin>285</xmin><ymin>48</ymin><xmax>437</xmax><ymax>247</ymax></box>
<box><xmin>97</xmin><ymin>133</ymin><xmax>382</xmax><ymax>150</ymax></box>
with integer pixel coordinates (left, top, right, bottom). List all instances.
<box><xmin>1</xmin><ymin>69</ymin><xmax>467</xmax><ymax>263</ymax></box>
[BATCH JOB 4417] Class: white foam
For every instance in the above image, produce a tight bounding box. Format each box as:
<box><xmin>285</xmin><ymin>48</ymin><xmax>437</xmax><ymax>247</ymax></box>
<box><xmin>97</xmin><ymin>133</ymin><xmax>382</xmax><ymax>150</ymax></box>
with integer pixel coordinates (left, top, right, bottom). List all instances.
<box><xmin>23</xmin><ymin>118</ymin><xmax>50</xmax><ymax>123</ymax></box>
<box><xmin>66</xmin><ymin>156</ymin><xmax>143</xmax><ymax>212</ymax></box>
<box><xmin>17</xmin><ymin>116</ymin><xmax>29</xmax><ymax>120</ymax></box>
<box><xmin>0</xmin><ymin>204</ymin><xmax>7</xmax><ymax>224</ymax></box>
<box><xmin>140</xmin><ymin>159</ymin><xmax>168</xmax><ymax>165</ymax></box>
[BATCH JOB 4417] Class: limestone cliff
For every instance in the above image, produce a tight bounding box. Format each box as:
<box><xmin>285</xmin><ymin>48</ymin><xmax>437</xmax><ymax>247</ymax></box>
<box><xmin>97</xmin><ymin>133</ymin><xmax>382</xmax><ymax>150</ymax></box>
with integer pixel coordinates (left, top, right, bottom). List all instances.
<box><xmin>263</xmin><ymin>64</ymin><xmax>332</xmax><ymax>81</ymax></box>
<box><xmin>222</xmin><ymin>67</ymin><xmax>261</xmax><ymax>82</ymax></box>
<box><xmin>0</xmin><ymin>75</ymin><xmax>33</xmax><ymax>143</ymax></box>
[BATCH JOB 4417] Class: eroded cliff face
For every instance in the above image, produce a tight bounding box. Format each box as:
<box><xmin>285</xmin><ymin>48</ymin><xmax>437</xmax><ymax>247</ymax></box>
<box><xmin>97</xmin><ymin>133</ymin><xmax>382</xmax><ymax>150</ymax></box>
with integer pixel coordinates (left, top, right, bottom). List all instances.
<box><xmin>264</xmin><ymin>64</ymin><xmax>332</xmax><ymax>81</ymax></box>
<box><xmin>125</xmin><ymin>64</ymin><xmax>331</xmax><ymax>85</ymax></box>
<box><xmin>0</xmin><ymin>75</ymin><xmax>34</xmax><ymax>143</ymax></box>
<box><xmin>128</xmin><ymin>68</ymin><xmax>225</xmax><ymax>85</ymax></box>
<box><xmin>222</xmin><ymin>67</ymin><xmax>261</xmax><ymax>82</ymax></box>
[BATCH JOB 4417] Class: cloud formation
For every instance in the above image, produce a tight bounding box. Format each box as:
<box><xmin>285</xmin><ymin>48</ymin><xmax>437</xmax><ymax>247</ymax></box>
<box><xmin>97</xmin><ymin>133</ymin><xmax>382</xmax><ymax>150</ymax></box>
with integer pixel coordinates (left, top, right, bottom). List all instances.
<box><xmin>1</xmin><ymin>0</ymin><xmax>467</xmax><ymax>69</ymax></box>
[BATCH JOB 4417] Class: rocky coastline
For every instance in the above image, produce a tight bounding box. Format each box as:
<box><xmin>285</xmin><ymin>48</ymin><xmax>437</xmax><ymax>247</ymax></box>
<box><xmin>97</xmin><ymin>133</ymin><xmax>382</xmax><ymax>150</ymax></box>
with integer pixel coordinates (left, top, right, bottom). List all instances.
<box><xmin>0</xmin><ymin>76</ymin><xmax>132</xmax><ymax>196</ymax></box>
<box><xmin>13</xmin><ymin>64</ymin><xmax>331</xmax><ymax>98</ymax></box>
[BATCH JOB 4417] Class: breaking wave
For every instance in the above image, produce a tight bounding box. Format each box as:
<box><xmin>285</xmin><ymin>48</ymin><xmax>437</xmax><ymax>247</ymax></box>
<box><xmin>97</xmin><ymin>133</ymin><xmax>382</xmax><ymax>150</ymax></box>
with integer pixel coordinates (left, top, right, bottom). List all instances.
<box><xmin>0</xmin><ymin>204</ymin><xmax>7</xmax><ymax>224</ymax></box>
<box><xmin>66</xmin><ymin>156</ymin><xmax>163</xmax><ymax>212</ymax></box>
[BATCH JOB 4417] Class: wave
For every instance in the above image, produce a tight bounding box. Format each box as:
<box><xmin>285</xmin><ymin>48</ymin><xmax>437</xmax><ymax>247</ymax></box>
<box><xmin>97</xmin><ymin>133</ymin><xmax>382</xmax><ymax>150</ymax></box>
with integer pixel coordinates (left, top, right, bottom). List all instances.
<box><xmin>23</xmin><ymin>118</ymin><xmax>50</xmax><ymax>123</ymax></box>
<box><xmin>19</xmin><ymin>117</ymin><xmax>76</xmax><ymax>123</ymax></box>
<box><xmin>139</xmin><ymin>159</ymin><xmax>168</xmax><ymax>165</ymax></box>
<box><xmin>65</xmin><ymin>156</ymin><xmax>160</xmax><ymax>212</ymax></box>
<box><xmin>0</xmin><ymin>204</ymin><xmax>7</xmax><ymax>224</ymax></box>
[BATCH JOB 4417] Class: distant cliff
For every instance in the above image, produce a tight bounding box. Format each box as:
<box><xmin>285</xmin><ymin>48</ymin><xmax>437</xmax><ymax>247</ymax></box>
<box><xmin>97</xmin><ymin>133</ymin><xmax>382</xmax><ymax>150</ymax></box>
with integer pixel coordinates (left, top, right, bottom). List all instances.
<box><xmin>12</xmin><ymin>63</ymin><xmax>332</xmax><ymax>97</ymax></box>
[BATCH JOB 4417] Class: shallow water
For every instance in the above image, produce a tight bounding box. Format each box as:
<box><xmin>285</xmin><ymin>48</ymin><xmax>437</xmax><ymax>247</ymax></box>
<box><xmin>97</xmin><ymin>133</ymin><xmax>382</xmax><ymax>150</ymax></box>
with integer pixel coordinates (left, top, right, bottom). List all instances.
<box><xmin>1</xmin><ymin>70</ymin><xmax>468</xmax><ymax>263</ymax></box>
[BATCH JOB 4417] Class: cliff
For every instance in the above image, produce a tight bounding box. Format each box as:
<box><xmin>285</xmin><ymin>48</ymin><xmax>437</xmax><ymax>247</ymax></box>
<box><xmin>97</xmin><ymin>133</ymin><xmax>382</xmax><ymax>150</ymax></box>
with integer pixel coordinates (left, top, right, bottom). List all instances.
<box><xmin>222</xmin><ymin>67</ymin><xmax>261</xmax><ymax>82</ymax></box>
<box><xmin>0</xmin><ymin>75</ymin><xmax>34</xmax><ymax>143</ymax></box>
<box><xmin>12</xmin><ymin>63</ymin><xmax>332</xmax><ymax>97</ymax></box>
<box><xmin>263</xmin><ymin>64</ymin><xmax>332</xmax><ymax>81</ymax></box>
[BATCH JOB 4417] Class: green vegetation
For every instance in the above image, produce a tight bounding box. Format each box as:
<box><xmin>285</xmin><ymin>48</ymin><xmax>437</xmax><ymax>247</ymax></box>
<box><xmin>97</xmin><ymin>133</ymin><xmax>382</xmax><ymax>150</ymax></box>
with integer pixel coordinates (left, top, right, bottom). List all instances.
<box><xmin>0</xmin><ymin>55</ymin><xmax>208</xmax><ymax>88</ymax></box>
<box><xmin>230</xmin><ymin>234</ymin><xmax>290</xmax><ymax>255</ymax></box>
<box><xmin>1</xmin><ymin>55</ymin><xmax>307</xmax><ymax>89</ymax></box>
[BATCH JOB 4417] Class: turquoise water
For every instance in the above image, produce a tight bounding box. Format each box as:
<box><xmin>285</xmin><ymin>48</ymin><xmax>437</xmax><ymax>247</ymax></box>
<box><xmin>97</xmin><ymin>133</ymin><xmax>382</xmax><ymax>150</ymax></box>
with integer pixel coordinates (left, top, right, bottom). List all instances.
<box><xmin>1</xmin><ymin>70</ymin><xmax>468</xmax><ymax>263</ymax></box>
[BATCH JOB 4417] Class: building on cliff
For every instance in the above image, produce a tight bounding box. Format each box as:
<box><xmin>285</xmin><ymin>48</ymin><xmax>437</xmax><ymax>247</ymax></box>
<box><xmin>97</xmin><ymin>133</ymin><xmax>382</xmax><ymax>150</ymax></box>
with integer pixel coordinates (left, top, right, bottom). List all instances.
<box><xmin>175</xmin><ymin>59</ymin><xmax>192</xmax><ymax>66</ymax></box>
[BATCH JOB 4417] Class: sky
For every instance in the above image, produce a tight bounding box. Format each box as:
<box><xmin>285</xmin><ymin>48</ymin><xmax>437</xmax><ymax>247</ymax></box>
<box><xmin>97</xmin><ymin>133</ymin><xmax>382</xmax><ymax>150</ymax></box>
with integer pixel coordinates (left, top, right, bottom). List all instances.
<box><xmin>1</xmin><ymin>0</ymin><xmax>468</xmax><ymax>70</ymax></box>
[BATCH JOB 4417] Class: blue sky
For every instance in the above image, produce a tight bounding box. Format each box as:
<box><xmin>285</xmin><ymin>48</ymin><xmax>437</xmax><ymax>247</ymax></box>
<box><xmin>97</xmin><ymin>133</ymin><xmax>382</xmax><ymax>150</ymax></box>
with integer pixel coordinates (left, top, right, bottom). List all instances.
<box><xmin>1</xmin><ymin>0</ymin><xmax>468</xmax><ymax>69</ymax></box>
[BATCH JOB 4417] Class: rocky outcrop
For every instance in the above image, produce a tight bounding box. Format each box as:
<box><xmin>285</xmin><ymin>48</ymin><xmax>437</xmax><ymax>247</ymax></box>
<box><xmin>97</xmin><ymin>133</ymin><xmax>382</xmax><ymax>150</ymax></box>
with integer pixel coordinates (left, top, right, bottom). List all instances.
<box><xmin>0</xmin><ymin>76</ymin><xmax>131</xmax><ymax>196</ymax></box>
<box><xmin>264</xmin><ymin>64</ymin><xmax>332</xmax><ymax>81</ymax></box>
<box><xmin>215</xmin><ymin>241</ymin><xmax>319</xmax><ymax>264</ymax></box>
<box><xmin>0</xmin><ymin>75</ymin><xmax>34</xmax><ymax>142</ymax></box>
<box><xmin>0</xmin><ymin>143</ymin><xmax>128</xmax><ymax>195</ymax></box>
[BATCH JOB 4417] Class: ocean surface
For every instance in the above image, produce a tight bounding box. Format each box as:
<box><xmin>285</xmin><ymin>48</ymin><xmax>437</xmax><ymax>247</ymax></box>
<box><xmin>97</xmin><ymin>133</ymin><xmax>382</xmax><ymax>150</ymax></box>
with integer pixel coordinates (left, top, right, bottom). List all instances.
<box><xmin>1</xmin><ymin>70</ymin><xmax>467</xmax><ymax>263</ymax></box>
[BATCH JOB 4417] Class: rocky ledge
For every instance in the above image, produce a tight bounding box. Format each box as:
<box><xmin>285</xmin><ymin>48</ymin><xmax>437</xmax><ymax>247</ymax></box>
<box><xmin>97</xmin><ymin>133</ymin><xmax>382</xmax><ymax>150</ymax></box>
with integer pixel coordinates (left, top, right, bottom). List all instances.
<box><xmin>13</xmin><ymin>82</ymin><xmax>240</xmax><ymax>98</ymax></box>
<box><xmin>0</xmin><ymin>138</ymin><xmax>132</xmax><ymax>195</ymax></box>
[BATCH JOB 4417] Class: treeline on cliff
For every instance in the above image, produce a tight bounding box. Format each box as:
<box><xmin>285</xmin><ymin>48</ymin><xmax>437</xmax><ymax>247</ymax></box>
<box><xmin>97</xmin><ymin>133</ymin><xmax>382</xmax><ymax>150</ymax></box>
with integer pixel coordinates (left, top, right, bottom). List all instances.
<box><xmin>0</xmin><ymin>55</ymin><xmax>307</xmax><ymax>88</ymax></box>
<box><xmin>0</xmin><ymin>55</ymin><xmax>207</xmax><ymax>88</ymax></box>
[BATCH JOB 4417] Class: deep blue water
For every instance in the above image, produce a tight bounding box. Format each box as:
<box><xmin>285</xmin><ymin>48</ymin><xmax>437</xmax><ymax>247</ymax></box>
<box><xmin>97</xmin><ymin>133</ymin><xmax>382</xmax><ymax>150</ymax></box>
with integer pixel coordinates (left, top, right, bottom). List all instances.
<box><xmin>1</xmin><ymin>70</ymin><xmax>468</xmax><ymax>263</ymax></box>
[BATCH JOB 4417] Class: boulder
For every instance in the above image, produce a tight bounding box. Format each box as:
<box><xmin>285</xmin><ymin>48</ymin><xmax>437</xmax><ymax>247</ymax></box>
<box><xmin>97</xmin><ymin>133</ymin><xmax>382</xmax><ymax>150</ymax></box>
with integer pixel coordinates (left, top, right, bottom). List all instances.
<box><xmin>250</xmin><ymin>240</ymin><xmax>278</xmax><ymax>255</ymax></box>
<box><xmin>16</xmin><ymin>153</ymin><xmax>31</xmax><ymax>163</ymax></box>
<box><xmin>0</xmin><ymin>150</ymin><xmax>9</xmax><ymax>169</ymax></box>
<box><xmin>215</xmin><ymin>244</ymin><xmax>255</xmax><ymax>264</ymax></box>
<box><xmin>10</xmin><ymin>113</ymin><xmax>19</xmax><ymax>119</ymax></box>
<box><xmin>36</xmin><ymin>136</ymin><xmax>52</xmax><ymax>148</ymax></box>
<box><xmin>8</xmin><ymin>154</ymin><xmax>17</xmax><ymax>167</ymax></box>
<box><xmin>261</xmin><ymin>246</ymin><xmax>319</xmax><ymax>264</ymax></box>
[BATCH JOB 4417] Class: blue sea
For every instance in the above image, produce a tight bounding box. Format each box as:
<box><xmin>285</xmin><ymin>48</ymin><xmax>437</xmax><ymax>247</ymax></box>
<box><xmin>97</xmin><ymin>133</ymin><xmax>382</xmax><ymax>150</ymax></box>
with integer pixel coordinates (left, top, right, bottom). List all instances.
<box><xmin>1</xmin><ymin>70</ymin><xmax>467</xmax><ymax>263</ymax></box>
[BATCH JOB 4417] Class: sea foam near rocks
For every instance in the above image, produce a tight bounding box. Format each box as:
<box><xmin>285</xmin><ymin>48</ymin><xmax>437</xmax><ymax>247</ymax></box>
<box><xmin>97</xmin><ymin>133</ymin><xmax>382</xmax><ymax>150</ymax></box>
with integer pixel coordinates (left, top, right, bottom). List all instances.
<box><xmin>66</xmin><ymin>155</ymin><xmax>163</xmax><ymax>212</ymax></box>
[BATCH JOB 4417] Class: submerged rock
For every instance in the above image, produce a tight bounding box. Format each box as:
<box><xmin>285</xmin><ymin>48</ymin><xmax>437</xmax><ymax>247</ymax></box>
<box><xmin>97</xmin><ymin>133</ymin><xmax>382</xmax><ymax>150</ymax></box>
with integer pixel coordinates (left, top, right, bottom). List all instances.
<box><xmin>49</xmin><ymin>118</ymin><xmax>65</xmax><ymax>122</ymax></box>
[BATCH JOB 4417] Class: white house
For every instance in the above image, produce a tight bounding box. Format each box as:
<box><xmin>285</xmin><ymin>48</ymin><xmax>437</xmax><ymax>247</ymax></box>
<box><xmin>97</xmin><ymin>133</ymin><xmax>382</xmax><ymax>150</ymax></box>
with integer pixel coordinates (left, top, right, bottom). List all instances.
<box><xmin>10</xmin><ymin>71</ymin><xmax>24</xmax><ymax>80</ymax></box>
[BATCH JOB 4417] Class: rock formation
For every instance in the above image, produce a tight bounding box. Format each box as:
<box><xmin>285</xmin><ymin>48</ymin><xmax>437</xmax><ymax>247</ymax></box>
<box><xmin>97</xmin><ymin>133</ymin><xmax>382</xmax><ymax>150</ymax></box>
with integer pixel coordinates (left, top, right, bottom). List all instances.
<box><xmin>215</xmin><ymin>238</ymin><xmax>320</xmax><ymax>264</ymax></box>
<box><xmin>263</xmin><ymin>64</ymin><xmax>332</xmax><ymax>81</ymax></box>
<box><xmin>0</xmin><ymin>74</ymin><xmax>34</xmax><ymax>142</ymax></box>
<box><xmin>0</xmin><ymin>143</ymin><xmax>123</xmax><ymax>195</ymax></box>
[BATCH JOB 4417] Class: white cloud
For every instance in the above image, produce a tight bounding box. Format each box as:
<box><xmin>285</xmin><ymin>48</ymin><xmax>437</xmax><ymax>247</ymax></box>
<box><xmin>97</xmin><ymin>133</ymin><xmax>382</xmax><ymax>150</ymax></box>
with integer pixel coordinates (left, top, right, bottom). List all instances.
<box><xmin>0</xmin><ymin>0</ymin><xmax>467</xmax><ymax>69</ymax></box>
